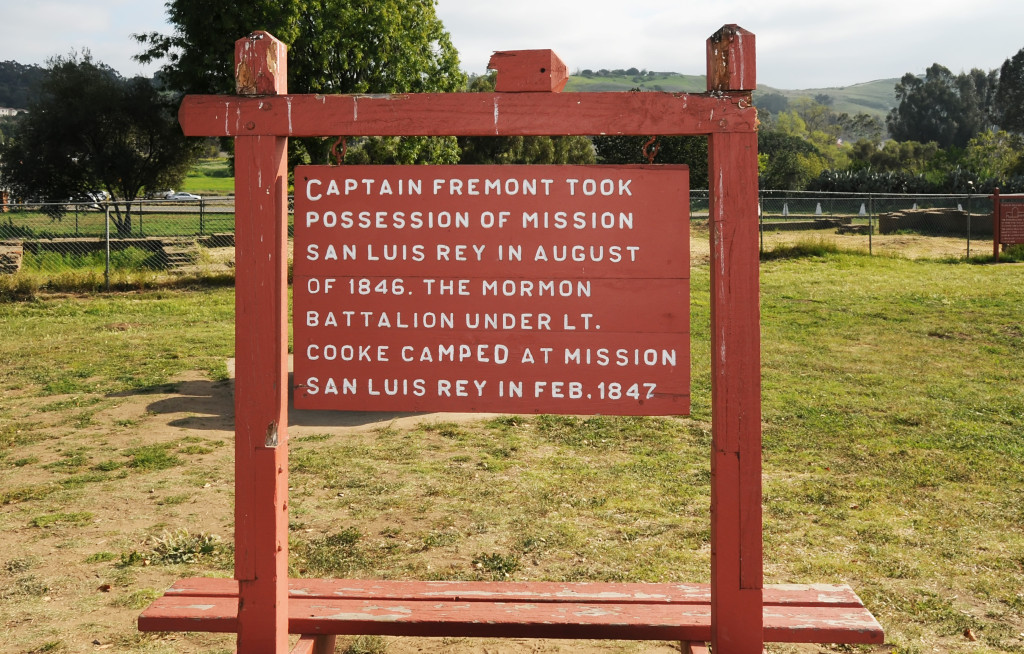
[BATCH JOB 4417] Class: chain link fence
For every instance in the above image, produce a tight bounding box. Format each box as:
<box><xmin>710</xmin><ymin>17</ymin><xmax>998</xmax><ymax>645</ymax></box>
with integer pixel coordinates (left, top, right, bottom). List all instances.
<box><xmin>0</xmin><ymin>198</ymin><xmax>237</xmax><ymax>284</ymax></box>
<box><xmin>0</xmin><ymin>191</ymin><xmax>1002</xmax><ymax>288</ymax></box>
<box><xmin>754</xmin><ymin>191</ymin><xmax>992</xmax><ymax>259</ymax></box>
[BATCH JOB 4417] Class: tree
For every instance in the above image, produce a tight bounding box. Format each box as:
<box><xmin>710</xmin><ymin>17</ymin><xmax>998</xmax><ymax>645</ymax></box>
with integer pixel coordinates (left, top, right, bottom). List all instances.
<box><xmin>135</xmin><ymin>0</ymin><xmax>466</xmax><ymax>165</ymax></box>
<box><xmin>592</xmin><ymin>135</ymin><xmax>708</xmax><ymax>188</ymax></box>
<box><xmin>887</xmin><ymin>64</ymin><xmax>995</xmax><ymax>148</ymax></box>
<box><xmin>135</xmin><ymin>2</ymin><xmax>300</xmax><ymax>95</ymax></box>
<box><xmin>757</xmin><ymin>129</ymin><xmax>829</xmax><ymax>190</ymax></box>
<box><xmin>0</xmin><ymin>53</ymin><xmax>197</xmax><ymax>235</ymax></box>
<box><xmin>773</xmin><ymin>98</ymin><xmax>881</xmax><ymax>149</ymax></box>
<box><xmin>752</xmin><ymin>91</ymin><xmax>789</xmax><ymax>118</ymax></box>
<box><xmin>847</xmin><ymin>139</ymin><xmax>940</xmax><ymax>175</ymax></box>
<box><xmin>457</xmin><ymin>73</ymin><xmax>595</xmax><ymax>166</ymax></box>
<box><xmin>995</xmin><ymin>48</ymin><xmax>1024</xmax><ymax>133</ymax></box>
<box><xmin>961</xmin><ymin>130</ymin><xmax>1024</xmax><ymax>183</ymax></box>
<box><xmin>0</xmin><ymin>61</ymin><xmax>47</xmax><ymax>109</ymax></box>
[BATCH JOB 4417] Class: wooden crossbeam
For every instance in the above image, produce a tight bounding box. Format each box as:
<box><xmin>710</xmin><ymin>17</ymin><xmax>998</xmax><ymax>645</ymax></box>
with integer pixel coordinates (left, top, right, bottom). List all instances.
<box><xmin>177</xmin><ymin>91</ymin><xmax>755</xmax><ymax>139</ymax></box>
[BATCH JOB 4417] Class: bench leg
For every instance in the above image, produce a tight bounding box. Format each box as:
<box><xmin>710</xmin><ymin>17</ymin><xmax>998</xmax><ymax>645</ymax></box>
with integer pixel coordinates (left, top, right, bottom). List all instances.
<box><xmin>289</xmin><ymin>635</ymin><xmax>337</xmax><ymax>654</ymax></box>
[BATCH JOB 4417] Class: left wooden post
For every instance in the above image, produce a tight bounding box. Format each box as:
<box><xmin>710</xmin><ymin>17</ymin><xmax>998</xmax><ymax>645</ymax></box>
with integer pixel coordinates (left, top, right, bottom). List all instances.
<box><xmin>232</xmin><ymin>31</ymin><xmax>291</xmax><ymax>653</ymax></box>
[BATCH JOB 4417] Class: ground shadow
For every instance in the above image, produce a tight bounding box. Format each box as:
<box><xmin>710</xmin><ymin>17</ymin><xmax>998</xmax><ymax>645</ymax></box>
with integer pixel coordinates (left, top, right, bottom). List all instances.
<box><xmin>111</xmin><ymin>374</ymin><xmax>428</xmax><ymax>432</ymax></box>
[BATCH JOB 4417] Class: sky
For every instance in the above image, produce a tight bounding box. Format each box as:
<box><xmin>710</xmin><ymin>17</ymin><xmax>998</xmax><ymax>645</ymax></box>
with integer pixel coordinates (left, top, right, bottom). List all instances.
<box><xmin>2</xmin><ymin>0</ymin><xmax>1023</xmax><ymax>90</ymax></box>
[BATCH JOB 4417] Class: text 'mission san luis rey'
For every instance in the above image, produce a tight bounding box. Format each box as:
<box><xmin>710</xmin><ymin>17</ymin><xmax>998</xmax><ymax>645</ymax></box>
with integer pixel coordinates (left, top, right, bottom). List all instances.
<box><xmin>293</xmin><ymin>165</ymin><xmax>690</xmax><ymax>415</ymax></box>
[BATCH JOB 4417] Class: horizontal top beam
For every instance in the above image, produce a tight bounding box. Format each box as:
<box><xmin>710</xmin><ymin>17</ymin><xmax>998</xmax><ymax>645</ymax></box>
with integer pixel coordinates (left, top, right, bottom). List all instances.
<box><xmin>178</xmin><ymin>91</ymin><xmax>755</xmax><ymax>138</ymax></box>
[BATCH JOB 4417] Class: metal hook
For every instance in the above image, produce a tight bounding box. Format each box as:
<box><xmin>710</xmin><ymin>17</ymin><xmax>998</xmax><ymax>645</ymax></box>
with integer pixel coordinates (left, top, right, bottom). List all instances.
<box><xmin>331</xmin><ymin>136</ymin><xmax>348</xmax><ymax>165</ymax></box>
<box><xmin>642</xmin><ymin>136</ymin><xmax>660</xmax><ymax>164</ymax></box>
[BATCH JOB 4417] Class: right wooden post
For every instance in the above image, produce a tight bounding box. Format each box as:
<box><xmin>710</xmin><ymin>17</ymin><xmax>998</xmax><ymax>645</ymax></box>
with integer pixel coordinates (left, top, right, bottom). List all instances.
<box><xmin>706</xmin><ymin>25</ymin><xmax>764</xmax><ymax>654</ymax></box>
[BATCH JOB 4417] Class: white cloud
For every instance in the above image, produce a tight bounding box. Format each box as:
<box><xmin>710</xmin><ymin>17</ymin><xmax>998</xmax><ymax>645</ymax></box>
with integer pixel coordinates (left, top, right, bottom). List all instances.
<box><xmin>1</xmin><ymin>0</ymin><xmax>1021</xmax><ymax>87</ymax></box>
<box><xmin>436</xmin><ymin>0</ymin><xmax>1024</xmax><ymax>87</ymax></box>
<box><xmin>0</xmin><ymin>0</ymin><xmax>167</xmax><ymax>76</ymax></box>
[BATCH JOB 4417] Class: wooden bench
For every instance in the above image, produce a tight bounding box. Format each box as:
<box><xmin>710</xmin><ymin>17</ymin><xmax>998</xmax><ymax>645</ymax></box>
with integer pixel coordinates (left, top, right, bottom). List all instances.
<box><xmin>140</xmin><ymin>577</ymin><xmax>882</xmax><ymax>649</ymax></box>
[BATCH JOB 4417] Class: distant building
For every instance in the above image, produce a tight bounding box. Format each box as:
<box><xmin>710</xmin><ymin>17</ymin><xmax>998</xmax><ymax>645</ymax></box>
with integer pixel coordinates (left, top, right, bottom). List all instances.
<box><xmin>0</xmin><ymin>107</ymin><xmax>24</xmax><ymax>117</ymax></box>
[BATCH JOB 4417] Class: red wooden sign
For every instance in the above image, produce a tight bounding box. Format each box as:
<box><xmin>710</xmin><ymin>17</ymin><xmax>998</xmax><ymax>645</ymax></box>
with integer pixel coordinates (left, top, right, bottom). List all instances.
<box><xmin>992</xmin><ymin>189</ymin><xmax>1024</xmax><ymax>261</ymax></box>
<box><xmin>293</xmin><ymin>164</ymin><xmax>690</xmax><ymax>415</ymax></box>
<box><xmin>1000</xmin><ymin>205</ymin><xmax>1024</xmax><ymax>245</ymax></box>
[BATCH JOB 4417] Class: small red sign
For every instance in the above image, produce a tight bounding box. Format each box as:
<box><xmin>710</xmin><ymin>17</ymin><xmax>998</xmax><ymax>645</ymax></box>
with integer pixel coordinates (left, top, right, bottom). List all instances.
<box><xmin>293</xmin><ymin>165</ymin><xmax>689</xmax><ymax>415</ymax></box>
<box><xmin>1001</xmin><ymin>203</ymin><xmax>1024</xmax><ymax>245</ymax></box>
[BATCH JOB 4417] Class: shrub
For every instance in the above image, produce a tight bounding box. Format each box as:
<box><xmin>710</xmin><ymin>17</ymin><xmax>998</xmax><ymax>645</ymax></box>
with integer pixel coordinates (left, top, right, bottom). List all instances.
<box><xmin>150</xmin><ymin>529</ymin><xmax>222</xmax><ymax>564</ymax></box>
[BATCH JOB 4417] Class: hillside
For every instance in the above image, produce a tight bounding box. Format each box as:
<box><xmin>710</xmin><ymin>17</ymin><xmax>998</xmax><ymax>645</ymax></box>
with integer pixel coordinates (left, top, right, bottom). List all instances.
<box><xmin>565</xmin><ymin>72</ymin><xmax>707</xmax><ymax>93</ymax></box>
<box><xmin>0</xmin><ymin>56</ymin><xmax>898</xmax><ymax>122</ymax></box>
<box><xmin>757</xmin><ymin>79</ymin><xmax>898</xmax><ymax>121</ymax></box>
<box><xmin>0</xmin><ymin>61</ymin><xmax>45</xmax><ymax>109</ymax></box>
<box><xmin>565</xmin><ymin>72</ymin><xmax>898</xmax><ymax>122</ymax></box>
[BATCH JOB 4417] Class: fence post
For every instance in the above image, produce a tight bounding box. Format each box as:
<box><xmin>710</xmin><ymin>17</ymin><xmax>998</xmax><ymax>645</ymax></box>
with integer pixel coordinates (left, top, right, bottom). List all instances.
<box><xmin>758</xmin><ymin>195</ymin><xmax>763</xmax><ymax>253</ymax></box>
<box><xmin>993</xmin><ymin>188</ymin><xmax>1001</xmax><ymax>263</ymax></box>
<box><xmin>966</xmin><ymin>192</ymin><xmax>972</xmax><ymax>259</ymax></box>
<box><xmin>104</xmin><ymin>205</ymin><xmax>111</xmax><ymax>292</ymax></box>
<box><xmin>868</xmin><ymin>194</ymin><xmax>873</xmax><ymax>255</ymax></box>
<box><xmin>200</xmin><ymin>198</ymin><xmax>205</xmax><ymax>235</ymax></box>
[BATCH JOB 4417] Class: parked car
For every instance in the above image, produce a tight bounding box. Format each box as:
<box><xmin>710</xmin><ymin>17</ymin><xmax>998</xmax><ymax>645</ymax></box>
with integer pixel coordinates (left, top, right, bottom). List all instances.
<box><xmin>166</xmin><ymin>192</ymin><xmax>202</xmax><ymax>201</ymax></box>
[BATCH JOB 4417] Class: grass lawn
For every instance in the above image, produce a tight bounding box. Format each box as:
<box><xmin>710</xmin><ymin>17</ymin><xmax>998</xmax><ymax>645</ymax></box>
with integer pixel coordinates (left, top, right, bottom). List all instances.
<box><xmin>179</xmin><ymin>157</ymin><xmax>234</xmax><ymax>196</ymax></box>
<box><xmin>0</xmin><ymin>252</ymin><xmax>1022</xmax><ymax>653</ymax></box>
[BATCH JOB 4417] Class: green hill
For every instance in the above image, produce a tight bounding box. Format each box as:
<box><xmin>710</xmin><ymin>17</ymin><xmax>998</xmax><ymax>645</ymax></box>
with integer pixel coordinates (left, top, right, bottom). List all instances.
<box><xmin>565</xmin><ymin>72</ymin><xmax>898</xmax><ymax>122</ymax></box>
<box><xmin>565</xmin><ymin>72</ymin><xmax>707</xmax><ymax>93</ymax></box>
<box><xmin>757</xmin><ymin>79</ymin><xmax>898</xmax><ymax>122</ymax></box>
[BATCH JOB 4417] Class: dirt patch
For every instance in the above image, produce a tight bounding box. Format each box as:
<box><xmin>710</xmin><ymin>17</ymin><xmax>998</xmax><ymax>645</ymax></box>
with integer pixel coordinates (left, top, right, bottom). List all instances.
<box><xmin>0</xmin><ymin>367</ymin><xmax>891</xmax><ymax>654</ymax></box>
<box><xmin>690</xmin><ymin>222</ymin><xmax>975</xmax><ymax>264</ymax></box>
<box><xmin>758</xmin><ymin>227</ymin><xmax>979</xmax><ymax>259</ymax></box>
<box><xmin>0</xmin><ymin>371</ymin><xmax>685</xmax><ymax>654</ymax></box>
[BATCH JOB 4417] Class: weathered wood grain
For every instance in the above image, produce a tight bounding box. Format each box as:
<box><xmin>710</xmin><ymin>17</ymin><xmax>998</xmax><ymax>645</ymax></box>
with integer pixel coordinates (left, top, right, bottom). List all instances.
<box><xmin>178</xmin><ymin>91</ymin><xmax>756</xmax><ymax>138</ymax></box>
<box><xmin>160</xmin><ymin>577</ymin><xmax>878</xmax><ymax>608</ymax></box>
<box><xmin>139</xmin><ymin>580</ymin><xmax>884</xmax><ymax>643</ymax></box>
<box><xmin>488</xmin><ymin>50</ymin><xmax>569</xmax><ymax>92</ymax></box>
<box><xmin>232</xmin><ymin>31</ymin><xmax>291</xmax><ymax>654</ymax></box>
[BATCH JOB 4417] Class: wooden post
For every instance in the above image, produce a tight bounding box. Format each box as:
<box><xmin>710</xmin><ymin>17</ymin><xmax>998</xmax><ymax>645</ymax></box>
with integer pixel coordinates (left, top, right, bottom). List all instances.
<box><xmin>706</xmin><ymin>25</ymin><xmax>764</xmax><ymax>654</ymax></box>
<box><xmin>993</xmin><ymin>188</ymin><xmax>1001</xmax><ymax>262</ymax></box>
<box><xmin>232</xmin><ymin>31</ymin><xmax>291</xmax><ymax>654</ymax></box>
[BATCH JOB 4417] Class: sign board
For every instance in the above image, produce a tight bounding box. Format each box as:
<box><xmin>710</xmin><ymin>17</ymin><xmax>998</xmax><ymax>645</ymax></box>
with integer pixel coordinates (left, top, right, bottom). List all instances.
<box><xmin>1000</xmin><ymin>203</ymin><xmax>1024</xmax><ymax>246</ymax></box>
<box><xmin>293</xmin><ymin>164</ymin><xmax>690</xmax><ymax>415</ymax></box>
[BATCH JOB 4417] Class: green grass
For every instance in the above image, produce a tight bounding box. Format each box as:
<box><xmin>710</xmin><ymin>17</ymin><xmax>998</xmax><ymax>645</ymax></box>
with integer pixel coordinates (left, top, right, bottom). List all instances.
<box><xmin>761</xmin><ymin>237</ymin><xmax>844</xmax><ymax>260</ymax></box>
<box><xmin>0</xmin><ymin>207</ymin><xmax>236</xmax><ymax>240</ymax></box>
<box><xmin>0</xmin><ymin>255</ymin><xmax>1022</xmax><ymax>652</ymax></box>
<box><xmin>29</xmin><ymin>511</ymin><xmax>94</xmax><ymax>528</ymax></box>
<box><xmin>0</xmin><ymin>288</ymin><xmax>234</xmax><ymax>395</ymax></box>
<box><xmin>179</xmin><ymin>157</ymin><xmax>234</xmax><ymax>196</ymax></box>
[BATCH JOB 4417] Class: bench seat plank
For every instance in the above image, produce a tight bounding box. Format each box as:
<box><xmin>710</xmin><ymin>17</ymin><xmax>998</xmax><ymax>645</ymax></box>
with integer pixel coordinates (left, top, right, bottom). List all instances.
<box><xmin>140</xmin><ymin>579</ymin><xmax>884</xmax><ymax>644</ymax></box>
<box><xmin>161</xmin><ymin>577</ymin><xmax>871</xmax><ymax>607</ymax></box>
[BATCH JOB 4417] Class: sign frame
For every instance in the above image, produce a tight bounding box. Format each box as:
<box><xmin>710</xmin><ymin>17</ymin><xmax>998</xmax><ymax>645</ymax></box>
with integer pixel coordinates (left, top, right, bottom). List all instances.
<box><xmin>174</xmin><ymin>26</ymin><xmax>763</xmax><ymax>653</ymax></box>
